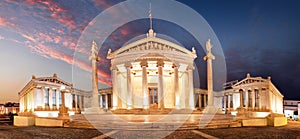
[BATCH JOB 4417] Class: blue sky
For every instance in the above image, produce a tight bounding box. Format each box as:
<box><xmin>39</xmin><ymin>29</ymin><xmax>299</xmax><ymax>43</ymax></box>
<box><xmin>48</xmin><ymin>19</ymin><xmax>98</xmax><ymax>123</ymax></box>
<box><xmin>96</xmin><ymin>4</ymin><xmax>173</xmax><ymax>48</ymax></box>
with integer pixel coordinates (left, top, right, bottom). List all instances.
<box><xmin>0</xmin><ymin>0</ymin><xmax>299</xmax><ymax>103</ymax></box>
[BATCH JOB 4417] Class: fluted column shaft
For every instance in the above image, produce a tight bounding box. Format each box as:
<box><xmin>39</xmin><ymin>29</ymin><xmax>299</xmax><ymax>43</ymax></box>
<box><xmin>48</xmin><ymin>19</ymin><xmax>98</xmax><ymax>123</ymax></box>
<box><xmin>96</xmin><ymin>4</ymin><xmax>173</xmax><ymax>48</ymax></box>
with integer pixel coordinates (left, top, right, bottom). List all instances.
<box><xmin>142</xmin><ymin>63</ymin><xmax>148</xmax><ymax>109</ymax></box>
<box><xmin>112</xmin><ymin>69</ymin><xmax>118</xmax><ymax>110</ymax></box>
<box><xmin>126</xmin><ymin>66</ymin><xmax>132</xmax><ymax>109</ymax></box>
<box><xmin>158</xmin><ymin>63</ymin><xmax>164</xmax><ymax>109</ymax></box>
<box><xmin>174</xmin><ymin>66</ymin><xmax>180</xmax><ymax>109</ymax></box>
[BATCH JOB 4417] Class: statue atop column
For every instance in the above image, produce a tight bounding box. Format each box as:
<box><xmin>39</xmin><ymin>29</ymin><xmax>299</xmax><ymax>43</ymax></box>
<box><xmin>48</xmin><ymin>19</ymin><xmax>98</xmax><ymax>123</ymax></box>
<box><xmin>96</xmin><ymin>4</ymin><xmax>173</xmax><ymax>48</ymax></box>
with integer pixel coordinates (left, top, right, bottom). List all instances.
<box><xmin>89</xmin><ymin>40</ymin><xmax>101</xmax><ymax>111</ymax></box>
<box><xmin>203</xmin><ymin>39</ymin><xmax>216</xmax><ymax>114</ymax></box>
<box><xmin>204</xmin><ymin>39</ymin><xmax>215</xmax><ymax>61</ymax></box>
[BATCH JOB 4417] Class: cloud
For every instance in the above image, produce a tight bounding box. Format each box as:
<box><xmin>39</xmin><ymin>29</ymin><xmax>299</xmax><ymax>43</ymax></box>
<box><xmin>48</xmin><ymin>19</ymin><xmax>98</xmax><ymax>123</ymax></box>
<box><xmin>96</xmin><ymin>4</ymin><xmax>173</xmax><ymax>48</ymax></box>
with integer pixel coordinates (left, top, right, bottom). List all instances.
<box><xmin>92</xmin><ymin>0</ymin><xmax>114</xmax><ymax>10</ymax></box>
<box><xmin>19</xmin><ymin>32</ymin><xmax>112</xmax><ymax>85</ymax></box>
<box><xmin>0</xmin><ymin>16</ymin><xmax>15</xmax><ymax>27</ymax></box>
<box><xmin>0</xmin><ymin>35</ymin><xmax>4</xmax><ymax>40</ymax></box>
<box><xmin>23</xmin><ymin>0</ymin><xmax>76</xmax><ymax>30</ymax></box>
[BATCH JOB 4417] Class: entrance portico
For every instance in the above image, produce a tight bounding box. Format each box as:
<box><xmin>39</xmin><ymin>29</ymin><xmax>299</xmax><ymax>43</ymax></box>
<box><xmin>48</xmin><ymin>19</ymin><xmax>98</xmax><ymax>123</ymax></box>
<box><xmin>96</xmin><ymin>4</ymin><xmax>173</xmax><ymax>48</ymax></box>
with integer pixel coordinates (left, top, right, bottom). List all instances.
<box><xmin>107</xmin><ymin>29</ymin><xmax>197</xmax><ymax>110</ymax></box>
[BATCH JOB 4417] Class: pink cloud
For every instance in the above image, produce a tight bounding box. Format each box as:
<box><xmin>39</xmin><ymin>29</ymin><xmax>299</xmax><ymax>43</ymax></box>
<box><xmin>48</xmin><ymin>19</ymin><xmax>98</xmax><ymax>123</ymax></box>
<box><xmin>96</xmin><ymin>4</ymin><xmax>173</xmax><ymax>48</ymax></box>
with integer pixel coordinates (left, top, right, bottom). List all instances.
<box><xmin>92</xmin><ymin>0</ymin><xmax>113</xmax><ymax>9</ymax></box>
<box><xmin>0</xmin><ymin>17</ymin><xmax>15</xmax><ymax>27</ymax></box>
<box><xmin>20</xmin><ymin>33</ymin><xmax>111</xmax><ymax>85</ymax></box>
<box><xmin>23</xmin><ymin>0</ymin><xmax>76</xmax><ymax>30</ymax></box>
<box><xmin>120</xmin><ymin>27</ymin><xmax>130</xmax><ymax>36</ymax></box>
<box><xmin>0</xmin><ymin>35</ymin><xmax>4</xmax><ymax>40</ymax></box>
<box><xmin>21</xmin><ymin>34</ymin><xmax>36</xmax><ymax>42</ymax></box>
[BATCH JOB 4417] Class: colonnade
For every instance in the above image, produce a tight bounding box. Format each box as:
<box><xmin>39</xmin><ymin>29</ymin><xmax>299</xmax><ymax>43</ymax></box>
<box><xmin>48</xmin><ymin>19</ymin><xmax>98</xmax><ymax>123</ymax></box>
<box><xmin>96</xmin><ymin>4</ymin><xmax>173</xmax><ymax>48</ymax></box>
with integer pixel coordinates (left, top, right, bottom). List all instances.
<box><xmin>20</xmin><ymin>86</ymin><xmax>85</xmax><ymax>112</ymax></box>
<box><xmin>111</xmin><ymin>60</ymin><xmax>195</xmax><ymax>110</ymax></box>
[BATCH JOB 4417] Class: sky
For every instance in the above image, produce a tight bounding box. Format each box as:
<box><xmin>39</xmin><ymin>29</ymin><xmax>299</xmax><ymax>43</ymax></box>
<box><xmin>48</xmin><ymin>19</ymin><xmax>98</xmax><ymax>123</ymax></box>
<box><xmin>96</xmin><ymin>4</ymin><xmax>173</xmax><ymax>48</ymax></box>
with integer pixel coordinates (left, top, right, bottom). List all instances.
<box><xmin>0</xmin><ymin>0</ymin><xmax>300</xmax><ymax>103</ymax></box>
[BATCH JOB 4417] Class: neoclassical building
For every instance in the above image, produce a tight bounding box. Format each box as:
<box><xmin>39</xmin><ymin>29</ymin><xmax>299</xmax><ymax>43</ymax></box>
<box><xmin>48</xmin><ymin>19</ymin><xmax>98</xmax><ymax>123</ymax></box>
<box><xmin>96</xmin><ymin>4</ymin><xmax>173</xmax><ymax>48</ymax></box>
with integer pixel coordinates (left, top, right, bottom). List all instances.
<box><xmin>18</xmin><ymin>74</ymin><xmax>91</xmax><ymax>117</ymax></box>
<box><xmin>221</xmin><ymin>73</ymin><xmax>284</xmax><ymax>116</ymax></box>
<box><xmin>107</xmin><ymin>29</ymin><xmax>197</xmax><ymax>110</ymax></box>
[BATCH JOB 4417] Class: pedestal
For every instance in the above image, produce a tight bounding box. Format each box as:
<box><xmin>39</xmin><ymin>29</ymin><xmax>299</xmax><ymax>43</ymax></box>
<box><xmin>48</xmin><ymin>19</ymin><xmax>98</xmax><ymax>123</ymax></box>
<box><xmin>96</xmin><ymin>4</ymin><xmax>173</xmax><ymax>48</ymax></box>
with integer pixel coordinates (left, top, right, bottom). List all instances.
<box><xmin>57</xmin><ymin>107</ymin><xmax>70</xmax><ymax>122</ymax></box>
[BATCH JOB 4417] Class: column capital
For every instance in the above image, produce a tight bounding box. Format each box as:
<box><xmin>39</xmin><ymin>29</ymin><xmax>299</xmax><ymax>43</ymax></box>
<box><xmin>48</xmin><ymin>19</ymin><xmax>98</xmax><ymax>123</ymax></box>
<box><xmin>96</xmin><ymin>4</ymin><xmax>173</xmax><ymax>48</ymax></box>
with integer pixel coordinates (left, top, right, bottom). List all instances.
<box><xmin>140</xmin><ymin>60</ymin><xmax>148</xmax><ymax>67</ymax></box>
<box><xmin>125</xmin><ymin>62</ymin><xmax>132</xmax><ymax>68</ymax></box>
<box><xmin>156</xmin><ymin>60</ymin><xmax>164</xmax><ymax>67</ymax></box>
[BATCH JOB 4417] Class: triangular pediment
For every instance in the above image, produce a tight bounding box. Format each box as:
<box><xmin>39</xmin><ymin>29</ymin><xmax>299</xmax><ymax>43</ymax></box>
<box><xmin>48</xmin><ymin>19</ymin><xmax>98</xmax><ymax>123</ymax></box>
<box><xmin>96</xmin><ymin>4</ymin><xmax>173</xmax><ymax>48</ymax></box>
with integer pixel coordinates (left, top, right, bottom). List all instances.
<box><xmin>35</xmin><ymin>77</ymin><xmax>72</xmax><ymax>87</ymax></box>
<box><xmin>107</xmin><ymin>36</ymin><xmax>197</xmax><ymax>59</ymax></box>
<box><xmin>232</xmin><ymin>77</ymin><xmax>267</xmax><ymax>87</ymax></box>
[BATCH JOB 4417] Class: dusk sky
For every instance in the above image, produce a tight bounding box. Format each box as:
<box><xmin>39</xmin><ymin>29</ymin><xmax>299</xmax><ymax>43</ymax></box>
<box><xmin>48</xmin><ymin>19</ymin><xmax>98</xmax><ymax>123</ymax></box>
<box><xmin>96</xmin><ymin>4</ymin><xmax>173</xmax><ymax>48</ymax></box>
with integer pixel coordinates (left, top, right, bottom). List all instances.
<box><xmin>0</xmin><ymin>0</ymin><xmax>300</xmax><ymax>103</ymax></box>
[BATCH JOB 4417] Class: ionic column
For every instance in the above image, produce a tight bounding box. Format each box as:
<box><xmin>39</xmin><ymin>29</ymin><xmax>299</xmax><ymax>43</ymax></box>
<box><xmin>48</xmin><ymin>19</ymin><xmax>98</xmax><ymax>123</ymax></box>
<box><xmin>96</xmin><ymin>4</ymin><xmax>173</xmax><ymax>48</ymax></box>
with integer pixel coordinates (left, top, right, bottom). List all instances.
<box><xmin>157</xmin><ymin>60</ymin><xmax>164</xmax><ymax>109</ymax></box>
<box><xmin>56</xmin><ymin>90</ymin><xmax>60</xmax><ymax>109</ymax></box>
<box><xmin>239</xmin><ymin>90</ymin><xmax>243</xmax><ymax>108</ymax></box>
<box><xmin>174</xmin><ymin>66</ymin><xmax>180</xmax><ymax>109</ymax></box>
<box><xmin>105</xmin><ymin>94</ymin><xmax>109</xmax><ymax>109</ymax></box>
<box><xmin>227</xmin><ymin>95</ymin><xmax>231</xmax><ymax>109</ymax></box>
<box><xmin>99</xmin><ymin>94</ymin><xmax>103</xmax><ymax>108</ymax></box>
<box><xmin>42</xmin><ymin>87</ymin><xmax>45</xmax><ymax>109</ymax></box>
<box><xmin>75</xmin><ymin>94</ymin><xmax>78</xmax><ymax>111</ymax></box>
<box><xmin>252</xmin><ymin>89</ymin><xmax>255</xmax><ymax>109</ymax></box>
<box><xmin>126</xmin><ymin>65</ymin><xmax>132</xmax><ymax>109</ymax></box>
<box><xmin>188</xmin><ymin>68</ymin><xmax>195</xmax><ymax>109</ymax></box>
<box><xmin>33</xmin><ymin>87</ymin><xmax>39</xmax><ymax>109</ymax></box>
<box><xmin>49</xmin><ymin>88</ymin><xmax>53</xmax><ymax>109</ymax></box>
<box><xmin>112</xmin><ymin>69</ymin><xmax>119</xmax><ymax>110</ymax></box>
<box><xmin>204</xmin><ymin>94</ymin><xmax>207</xmax><ymax>107</ymax></box>
<box><xmin>258</xmin><ymin>89</ymin><xmax>262</xmax><ymax>110</ymax></box>
<box><xmin>223</xmin><ymin>95</ymin><xmax>227</xmax><ymax>109</ymax></box>
<box><xmin>198</xmin><ymin>94</ymin><xmax>202</xmax><ymax>108</ymax></box>
<box><xmin>141</xmin><ymin>61</ymin><xmax>148</xmax><ymax>109</ymax></box>
<box><xmin>245</xmin><ymin>90</ymin><xmax>249</xmax><ymax>109</ymax></box>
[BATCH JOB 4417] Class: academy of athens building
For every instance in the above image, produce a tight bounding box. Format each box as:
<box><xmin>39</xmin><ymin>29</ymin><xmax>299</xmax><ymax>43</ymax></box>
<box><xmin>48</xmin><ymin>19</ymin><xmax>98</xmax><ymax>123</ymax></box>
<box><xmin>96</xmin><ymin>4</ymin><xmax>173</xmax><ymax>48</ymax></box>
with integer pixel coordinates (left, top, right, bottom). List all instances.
<box><xmin>18</xmin><ymin>29</ymin><xmax>284</xmax><ymax>118</ymax></box>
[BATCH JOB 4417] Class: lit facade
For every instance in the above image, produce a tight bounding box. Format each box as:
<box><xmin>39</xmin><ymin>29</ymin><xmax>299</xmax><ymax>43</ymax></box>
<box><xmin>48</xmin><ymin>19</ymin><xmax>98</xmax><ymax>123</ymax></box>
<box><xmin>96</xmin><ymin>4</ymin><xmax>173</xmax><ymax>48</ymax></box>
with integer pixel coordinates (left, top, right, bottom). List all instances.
<box><xmin>222</xmin><ymin>73</ymin><xmax>284</xmax><ymax>116</ymax></box>
<box><xmin>18</xmin><ymin>74</ymin><xmax>91</xmax><ymax>117</ymax></box>
<box><xmin>107</xmin><ymin>29</ymin><xmax>197</xmax><ymax>110</ymax></box>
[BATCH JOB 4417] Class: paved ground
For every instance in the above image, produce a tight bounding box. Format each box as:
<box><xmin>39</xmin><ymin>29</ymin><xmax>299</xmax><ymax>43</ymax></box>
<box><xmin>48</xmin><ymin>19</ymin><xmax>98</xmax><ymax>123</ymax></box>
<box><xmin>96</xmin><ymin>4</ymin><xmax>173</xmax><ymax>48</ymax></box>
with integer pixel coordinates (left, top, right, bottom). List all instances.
<box><xmin>1</xmin><ymin>121</ymin><xmax>300</xmax><ymax>139</ymax></box>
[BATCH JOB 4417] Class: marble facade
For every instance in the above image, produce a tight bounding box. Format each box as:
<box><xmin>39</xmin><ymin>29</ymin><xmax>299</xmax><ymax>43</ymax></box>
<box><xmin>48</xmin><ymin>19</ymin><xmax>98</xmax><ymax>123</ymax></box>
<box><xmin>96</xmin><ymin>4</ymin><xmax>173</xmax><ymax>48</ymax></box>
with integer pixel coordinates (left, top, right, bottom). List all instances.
<box><xmin>107</xmin><ymin>29</ymin><xmax>197</xmax><ymax>110</ymax></box>
<box><xmin>18</xmin><ymin>74</ymin><xmax>91</xmax><ymax>117</ymax></box>
<box><xmin>222</xmin><ymin>73</ymin><xmax>284</xmax><ymax>115</ymax></box>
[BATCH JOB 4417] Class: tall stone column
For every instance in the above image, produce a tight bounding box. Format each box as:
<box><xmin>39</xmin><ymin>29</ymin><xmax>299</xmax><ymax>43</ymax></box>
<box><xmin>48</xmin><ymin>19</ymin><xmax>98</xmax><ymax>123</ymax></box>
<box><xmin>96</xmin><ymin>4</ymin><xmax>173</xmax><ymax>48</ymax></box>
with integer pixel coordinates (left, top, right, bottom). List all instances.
<box><xmin>203</xmin><ymin>39</ymin><xmax>216</xmax><ymax>113</ymax></box>
<box><xmin>188</xmin><ymin>68</ymin><xmax>195</xmax><ymax>109</ymax></box>
<box><xmin>157</xmin><ymin>60</ymin><xmax>164</xmax><ymax>109</ymax></box>
<box><xmin>174</xmin><ymin>66</ymin><xmax>180</xmax><ymax>109</ymax></box>
<box><xmin>112</xmin><ymin>69</ymin><xmax>119</xmax><ymax>110</ymax></box>
<box><xmin>141</xmin><ymin>61</ymin><xmax>149</xmax><ymax>109</ymax></box>
<box><xmin>126</xmin><ymin>65</ymin><xmax>133</xmax><ymax>109</ymax></box>
<box><xmin>89</xmin><ymin>41</ymin><xmax>100</xmax><ymax>109</ymax></box>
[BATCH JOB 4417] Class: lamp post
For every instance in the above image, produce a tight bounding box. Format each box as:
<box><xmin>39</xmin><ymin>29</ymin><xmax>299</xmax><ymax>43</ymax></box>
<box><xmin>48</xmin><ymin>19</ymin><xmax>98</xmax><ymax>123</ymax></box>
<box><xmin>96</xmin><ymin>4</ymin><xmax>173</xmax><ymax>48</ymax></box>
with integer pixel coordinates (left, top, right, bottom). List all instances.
<box><xmin>58</xmin><ymin>85</ymin><xmax>70</xmax><ymax>122</ymax></box>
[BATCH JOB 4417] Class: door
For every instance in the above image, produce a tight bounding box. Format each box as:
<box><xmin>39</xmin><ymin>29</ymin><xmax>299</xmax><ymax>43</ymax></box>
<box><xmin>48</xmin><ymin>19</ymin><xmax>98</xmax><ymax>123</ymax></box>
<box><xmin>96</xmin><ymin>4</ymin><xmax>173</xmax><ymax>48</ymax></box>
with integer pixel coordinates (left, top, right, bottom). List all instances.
<box><xmin>149</xmin><ymin>88</ymin><xmax>158</xmax><ymax>108</ymax></box>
